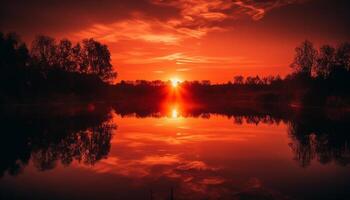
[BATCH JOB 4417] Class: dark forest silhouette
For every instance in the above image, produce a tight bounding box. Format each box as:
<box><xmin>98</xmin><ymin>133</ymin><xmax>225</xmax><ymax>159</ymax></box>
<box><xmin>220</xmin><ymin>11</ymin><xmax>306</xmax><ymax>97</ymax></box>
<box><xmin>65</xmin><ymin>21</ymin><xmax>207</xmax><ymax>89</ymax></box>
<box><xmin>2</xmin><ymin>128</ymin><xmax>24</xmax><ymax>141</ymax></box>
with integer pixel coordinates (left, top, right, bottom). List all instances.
<box><xmin>0</xmin><ymin>32</ymin><xmax>116</xmax><ymax>103</ymax></box>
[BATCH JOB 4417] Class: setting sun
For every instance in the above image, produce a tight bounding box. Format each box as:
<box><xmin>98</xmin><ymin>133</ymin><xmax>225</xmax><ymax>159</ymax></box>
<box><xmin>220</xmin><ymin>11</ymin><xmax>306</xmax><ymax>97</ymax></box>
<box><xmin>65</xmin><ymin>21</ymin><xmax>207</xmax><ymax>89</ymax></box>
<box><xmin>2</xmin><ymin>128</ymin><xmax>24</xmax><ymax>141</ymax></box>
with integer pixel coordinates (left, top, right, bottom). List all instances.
<box><xmin>170</xmin><ymin>78</ymin><xmax>181</xmax><ymax>88</ymax></box>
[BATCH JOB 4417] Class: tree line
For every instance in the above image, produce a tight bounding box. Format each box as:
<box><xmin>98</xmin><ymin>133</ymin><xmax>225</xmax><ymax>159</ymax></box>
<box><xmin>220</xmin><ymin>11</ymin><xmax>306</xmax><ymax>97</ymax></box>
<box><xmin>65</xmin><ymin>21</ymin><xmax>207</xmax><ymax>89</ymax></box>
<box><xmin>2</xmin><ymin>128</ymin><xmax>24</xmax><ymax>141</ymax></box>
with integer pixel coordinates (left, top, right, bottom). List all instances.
<box><xmin>291</xmin><ymin>40</ymin><xmax>350</xmax><ymax>79</ymax></box>
<box><xmin>0</xmin><ymin>32</ymin><xmax>118</xmax><ymax>102</ymax></box>
<box><xmin>230</xmin><ymin>40</ymin><xmax>350</xmax><ymax>85</ymax></box>
<box><xmin>1</xmin><ymin>32</ymin><xmax>116</xmax><ymax>81</ymax></box>
<box><xmin>1</xmin><ymin>31</ymin><xmax>350</xmax><ymax>106</ymax></box>
<box><xmin>117</xmin><ymin>39</ymin><xmax>350</xmax><ymax>90</ymax></box>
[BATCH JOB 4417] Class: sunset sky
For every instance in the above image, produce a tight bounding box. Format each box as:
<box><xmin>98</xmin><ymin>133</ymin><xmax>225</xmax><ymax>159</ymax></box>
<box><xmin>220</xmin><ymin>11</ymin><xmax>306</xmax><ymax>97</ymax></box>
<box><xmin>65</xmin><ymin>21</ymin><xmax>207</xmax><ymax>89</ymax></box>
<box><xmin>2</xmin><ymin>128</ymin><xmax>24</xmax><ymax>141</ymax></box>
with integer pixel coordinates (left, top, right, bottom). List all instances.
<box><xmin>1</xmin><ymin>0</ymin><xmax>350</xmax><ymax>82</ymax></box>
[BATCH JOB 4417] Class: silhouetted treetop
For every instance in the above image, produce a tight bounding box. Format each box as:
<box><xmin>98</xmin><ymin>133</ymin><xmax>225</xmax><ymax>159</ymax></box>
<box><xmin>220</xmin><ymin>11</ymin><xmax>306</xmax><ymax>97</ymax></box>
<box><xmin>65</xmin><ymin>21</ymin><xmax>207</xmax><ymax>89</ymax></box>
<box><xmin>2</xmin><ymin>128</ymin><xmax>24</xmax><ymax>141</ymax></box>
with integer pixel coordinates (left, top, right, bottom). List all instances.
<box><xmin>81</xmin><ymin>38</ymin><xmax>116</xmax><ymax>81</ymax></box>
<box><xmin>0</xmin><ymin>32</ymin><xmax>29</xmax><ymax>70</ymax></box>
<box><xmin>291</xmin><ymin>40</ymin><xmax>318</xmax><ymax>78</ymax></box>
<box><xmin>31</xmin><ymin>35</ymin><xmax>57</xmax><ymax>68</ymax></box>
<box><xmin>29</xmin><ymin>34</ymin><xmax>117</xmax><ymax>81</ymax></box>
<box><xmin>57</xmin><ymin>39</ymin><xmax>76</xmax><ymax>72</ymax></box>
<box><xmin>335</xmin><ymin>42</ymin><xmax>350</xmax><ymax>70</ymax></box>
<box><xmin>316</xmin><ymin>44</ymin><xmax>336</xmax><ymax>78</ymax></box>
<box><xmin>291</xmin><ymin>40</ymin><xmax>350</xmax><ymax>80</ymax></box>
<box><xmin>233</xmin><ymin>75</ymin><xmax>244</xmax><ymax>85</ymax></box>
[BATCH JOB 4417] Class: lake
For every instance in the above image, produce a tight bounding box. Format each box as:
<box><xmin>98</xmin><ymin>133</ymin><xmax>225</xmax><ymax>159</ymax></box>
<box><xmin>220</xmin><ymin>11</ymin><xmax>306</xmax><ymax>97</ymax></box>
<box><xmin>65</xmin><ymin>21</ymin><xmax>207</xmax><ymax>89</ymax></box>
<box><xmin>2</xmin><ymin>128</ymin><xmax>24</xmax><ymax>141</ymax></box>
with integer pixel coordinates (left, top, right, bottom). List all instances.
<box><xmin>0</xmin><ymin>104</ymin><xmax>349</xmax><ymax>200</ymax></box>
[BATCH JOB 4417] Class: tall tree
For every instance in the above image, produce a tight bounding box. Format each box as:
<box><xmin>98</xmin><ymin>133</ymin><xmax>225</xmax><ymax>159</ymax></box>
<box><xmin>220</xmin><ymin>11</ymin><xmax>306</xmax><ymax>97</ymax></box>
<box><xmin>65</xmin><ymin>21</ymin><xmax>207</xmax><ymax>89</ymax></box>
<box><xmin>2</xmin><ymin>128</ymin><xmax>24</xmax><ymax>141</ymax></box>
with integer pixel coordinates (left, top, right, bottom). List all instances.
<box><xmin>30</xmin><ymin>35</ymin><xmax>57</xmax><ymax>69</ymax></box>
<box><xmin>335</xmin><ymin>42</ymin><xmax>350</xmax><ymax>71</ymax></box>
<box><xmin>316</xmin><ymin>45</ymin><xmax>335</xmax><ymax>78</ymax></box>
<box><xmin>291</xmin><ymin>40</ymin><xmax>318</xmax><ymax>77</ymax></box>
<box><xmin>82</xmin><ymin>39</ymin><xmax>116</xmax><ymax>81</ymax></box>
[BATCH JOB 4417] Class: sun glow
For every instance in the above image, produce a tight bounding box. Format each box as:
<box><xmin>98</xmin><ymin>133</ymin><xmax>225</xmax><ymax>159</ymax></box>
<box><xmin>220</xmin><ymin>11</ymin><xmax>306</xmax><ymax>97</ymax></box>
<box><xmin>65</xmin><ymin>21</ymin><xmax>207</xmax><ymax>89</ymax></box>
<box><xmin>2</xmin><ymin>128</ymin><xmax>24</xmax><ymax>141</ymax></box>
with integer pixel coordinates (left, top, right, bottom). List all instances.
<box><xmin>170</xmin><ymin>77</ymin><xmax>181</xmax><ymax>88</ymax></box>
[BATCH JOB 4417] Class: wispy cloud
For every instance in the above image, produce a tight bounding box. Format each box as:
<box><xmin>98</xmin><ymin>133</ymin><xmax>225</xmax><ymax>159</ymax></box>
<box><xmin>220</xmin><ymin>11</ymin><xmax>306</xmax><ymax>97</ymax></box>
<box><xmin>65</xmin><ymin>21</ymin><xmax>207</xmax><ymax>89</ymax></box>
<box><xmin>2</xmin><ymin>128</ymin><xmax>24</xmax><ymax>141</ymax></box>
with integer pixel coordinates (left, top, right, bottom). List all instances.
<box><xmin>176</xmin><ymin>68</ymin><xmax>191</xmax><ymax>72</ymax></box>
<box><xmin>71</xmin><ymin>0</ymin><xmax>308</xmax><ymax>47</ymax></box>
<box><xmin>153</xmin><ymin>52</ymin><xmax>258</xmax><ymax>66</ymax></box>
<box><xmin>74</xmin><ymin>1</ymin><xmax>302</xmax><ymax>44</ymax></box>
<box><xmin>112</xmin><ymin>51</ymin><xmax>257</xmax><ymax>67</ymax></box>
<box><xmin>75</xmin><ymin>19</ymin><xmax>182</xmax><ymax>44</ymax></box>
<box><xmin>233</xmin><ymin>1</ymin><xmax>266</xmax><ymax>20</ymax></box>
<box><xmin>151</xmin><ymin>0</ymin><xmax>303</xmax><ymax>23</ymax></box>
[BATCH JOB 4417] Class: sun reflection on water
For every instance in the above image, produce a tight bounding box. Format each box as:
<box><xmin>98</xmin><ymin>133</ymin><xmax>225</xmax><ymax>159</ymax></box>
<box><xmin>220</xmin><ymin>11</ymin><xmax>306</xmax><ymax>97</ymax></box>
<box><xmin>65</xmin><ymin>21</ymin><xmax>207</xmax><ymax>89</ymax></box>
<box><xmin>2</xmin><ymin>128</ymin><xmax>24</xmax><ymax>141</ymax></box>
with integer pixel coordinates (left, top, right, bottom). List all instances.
<box><xmin>167</xmin><ymin>102</ymin><xmax>182</xmax><ymax>119</ymax></box>
<box><xmin>172</xmin><ymin>108</ymin><xmax>179</xmax><ymax>118</ymax></box>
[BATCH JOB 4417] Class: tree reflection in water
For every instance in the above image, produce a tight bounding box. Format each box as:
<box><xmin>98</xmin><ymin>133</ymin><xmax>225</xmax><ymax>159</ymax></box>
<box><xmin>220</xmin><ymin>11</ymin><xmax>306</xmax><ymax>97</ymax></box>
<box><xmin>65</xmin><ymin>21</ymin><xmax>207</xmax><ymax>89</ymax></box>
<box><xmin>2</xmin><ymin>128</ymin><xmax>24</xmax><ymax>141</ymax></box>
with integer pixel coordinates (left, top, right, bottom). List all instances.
<box><xmin>31</xmin><ymin>122</ymin><xmax>115</xmax><ymax>171</ymax></box>
<box><xmin>0</xmin><ymin>103</ymin><xmax>349</xmax><ymax>178</ymax></box>
<box><xmin>288</xmin><ymin>111</ymin><xmax>350</xmax><ymax>167</ymax></box>
<box><xmin>219</xmin><ymin>109</ymin><xmax>350</xmax><ymax>168</ymax></box>
<box><xmin>113</xmin><ymin>102</ymin><xmax>350</xmax><ymax>168</ymax></box>
<box><xmin>0</xmin><ymin>104</ymin><xmax>116</xmax><ymax>176</ymax></box>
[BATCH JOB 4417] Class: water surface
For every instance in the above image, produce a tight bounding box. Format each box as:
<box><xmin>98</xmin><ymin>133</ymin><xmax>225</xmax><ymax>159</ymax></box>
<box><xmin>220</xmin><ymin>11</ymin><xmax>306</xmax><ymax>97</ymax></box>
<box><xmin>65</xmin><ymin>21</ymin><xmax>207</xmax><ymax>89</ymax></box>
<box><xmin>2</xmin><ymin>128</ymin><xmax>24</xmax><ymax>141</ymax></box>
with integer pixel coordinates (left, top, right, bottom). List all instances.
<box><xmin>0</xmin><ymin>105</ymin><xmax>349</xmax><ymax>200</ymax></box>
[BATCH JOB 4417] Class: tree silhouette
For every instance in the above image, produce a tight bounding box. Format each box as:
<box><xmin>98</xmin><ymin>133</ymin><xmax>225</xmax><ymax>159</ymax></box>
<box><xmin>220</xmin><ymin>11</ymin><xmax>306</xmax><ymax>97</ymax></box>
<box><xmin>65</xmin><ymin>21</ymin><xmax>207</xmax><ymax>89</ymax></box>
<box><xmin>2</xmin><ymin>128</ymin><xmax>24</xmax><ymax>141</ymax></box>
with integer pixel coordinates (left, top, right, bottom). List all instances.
<box><xmin>315</xmin><ymin>45</ymin><xmax>336</xmax><ymax>78</ymax></box>
<box><xmin>291</xmin><ymin>40</ymin><xmax>317</xmax><ymax>77</ymax></box>
<box><xmin>233</xmin><ymin>75</ymin><xmax>244</xmax><ymax>85</ymax></box>
<box><xmin>57</xmin><ymin>39</ymin><xmax>77</xmax><ymax>72</ymax></box>
<box><xmin>0</xmin><ymin>31</ymin><xmax>122</xmax><ymax>104</ymax></box>
<box><xmin>72</xmin><ymin>42</ymin><xmax>89</xmax><ymax>73</ymax></box>
<box><xmin>30</xmin><ymin>35</ymin><xmax>57</xmax><ymax>69</ymax></box>
<box><xmin>81</xmin><ymin>38</ymin><xmax>117</xmax><ymax>81</ymax></box>
<box><xmin>335</xmin><ymin>42</ymin><xmax>350</xmax><ymax>70</ymax></box>
<box><xmin>0</xmin><ymin>32</ymin><xmax>29</xmax><ymax>71</ymax></box>
<box><xmin>28</xmin><ymin>34</ymin><xmax>117</xmax><ymax>81</ymax></box>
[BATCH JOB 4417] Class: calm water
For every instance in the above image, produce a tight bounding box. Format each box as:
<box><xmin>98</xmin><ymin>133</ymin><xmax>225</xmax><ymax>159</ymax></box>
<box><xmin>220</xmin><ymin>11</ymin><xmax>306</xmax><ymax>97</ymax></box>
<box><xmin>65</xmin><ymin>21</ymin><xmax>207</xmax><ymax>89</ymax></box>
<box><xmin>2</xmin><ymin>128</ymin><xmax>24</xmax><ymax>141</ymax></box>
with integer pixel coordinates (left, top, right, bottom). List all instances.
<box><xmin>0</xmin><ymin>105</ymin><xmax>349</xmax><ymax>200</ymax></box>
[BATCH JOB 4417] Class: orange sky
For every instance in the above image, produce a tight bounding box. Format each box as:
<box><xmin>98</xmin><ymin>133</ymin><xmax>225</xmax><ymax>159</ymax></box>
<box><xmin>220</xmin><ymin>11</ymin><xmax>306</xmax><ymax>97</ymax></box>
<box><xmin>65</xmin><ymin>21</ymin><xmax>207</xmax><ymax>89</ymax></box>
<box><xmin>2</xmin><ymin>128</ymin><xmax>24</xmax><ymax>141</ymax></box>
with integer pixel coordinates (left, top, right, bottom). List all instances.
<box><xmin>2</xmin><ymin>0</ymin><xmax>350</xmax><ymax>82</ymax></box>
